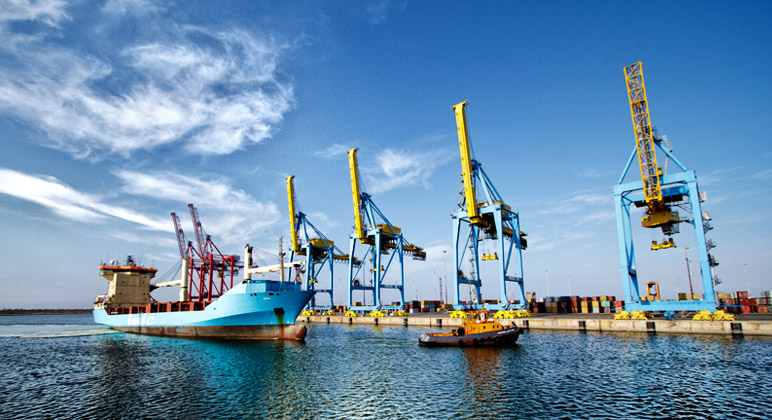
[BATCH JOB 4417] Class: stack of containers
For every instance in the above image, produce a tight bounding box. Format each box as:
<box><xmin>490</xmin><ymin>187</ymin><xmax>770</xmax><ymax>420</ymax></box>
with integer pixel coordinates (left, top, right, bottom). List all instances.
<box><xmin>570</xmin><ymin>296</ymin><xmax>580</xmax><ymax>313</ymax></box>
<box><xmin>420</xmin><ymin>300</ymin><xmax>442</xmax><ymax>312</ymax></box>
<box><xmin>735</xmin><ymin>291</ymin><xmax>751</xmax><ymax>313</ymax></box>
<box><xmin>758</xmin><ymin>291</ymin><xmax>772</xmax><ymax>313</ymax></box>
<box><xmin>529</xmin><ymin>295</ymin><xmax>624</xmax><ymax>314</ymax></box>
<box><xmin>557</xmin><ymin>296</ymin><xmax>570</xmax><ymax>313</ymax></box>
<box><xmin>614</xmin><ymin>300</ymin><xmax>624</xmax><ymax>311</ymax></box>
<box><xmin>530</xmin><ymin>299</ymin><xmax>546</xmax><ymax>313</ymax></box>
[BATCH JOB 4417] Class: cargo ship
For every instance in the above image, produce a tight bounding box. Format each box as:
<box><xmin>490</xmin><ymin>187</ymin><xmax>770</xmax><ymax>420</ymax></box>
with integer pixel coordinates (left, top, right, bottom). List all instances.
<box><xmin>93</xmin><ymin>245</ymin><xmax>314</xmax><ymax>340</ymax></box>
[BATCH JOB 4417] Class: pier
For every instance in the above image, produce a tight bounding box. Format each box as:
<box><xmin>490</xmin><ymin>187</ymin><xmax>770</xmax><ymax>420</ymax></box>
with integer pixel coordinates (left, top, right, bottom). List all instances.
<box><xmin>298</xmin><ymin>313</ymin><xmax>772</xmax><ymax>337</ymax></box>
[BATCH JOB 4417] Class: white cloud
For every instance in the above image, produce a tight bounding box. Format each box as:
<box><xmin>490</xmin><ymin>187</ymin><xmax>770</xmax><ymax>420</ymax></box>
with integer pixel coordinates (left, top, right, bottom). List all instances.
<box><xmin>0</xmin><ymin>0</ymin><xmax>69</xmax><ymax>27</ymax></box>
<box><xmin>578</xmin><ymin>168</ymin><xmax>606</xmax><ymax>179</ymax></box>
<box><xmin>569</xmin><ymin>193</ymin><xmax>610</xmax><ymax>205</ymax></box>
<box><xmin>313</xmin><ymin>143</ymin><xmax>352</xmax><ymax>159</ymax></box>
<box><xmin>751</xmin><ymin>169</ymin><xmax>772</xmax><ymax>180</ymax></box>
<box><xmin>540</xmin><ymin>192</ymin><xmax>610</xmax><ymax>214</ymax></box>
<box><xmin>364</xmin><ymin>147</ymin><xmax>453</xmax><ymax>194</ymax></box>
<box><xmin>101</xmin><ymin>0</ymin><xmax>164</xmax><ymax>15</ymax></box>
<box><xmin>364</xmin><ymin>0</ymin><xmax>408</xmax><ymax>25</ymax></box>
<box><xmin>0</xmin><ymin>6</ymin><xmax>293</xmax><ymax>159</ymax></box>
<box><xmin>576</xmin><ymin>211</ymin><xmax>616</xmax><ymax>225</ymax></box>
<box><xmin>113</xmin><ymin>170</ymin><xmax>280</xmax><ymax>245</ymax></box>
<box><xmin>0</xmin><ymin>168</ymin><xmax>168</xmax><ymax>230</ymax></box>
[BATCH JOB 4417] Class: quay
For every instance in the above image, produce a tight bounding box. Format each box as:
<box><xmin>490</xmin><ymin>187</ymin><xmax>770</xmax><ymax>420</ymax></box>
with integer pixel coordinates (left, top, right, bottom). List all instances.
<box><xmin>298</xmin><ymin>313</ymin><xmax>772</xmax><ymax>337</ymax></box>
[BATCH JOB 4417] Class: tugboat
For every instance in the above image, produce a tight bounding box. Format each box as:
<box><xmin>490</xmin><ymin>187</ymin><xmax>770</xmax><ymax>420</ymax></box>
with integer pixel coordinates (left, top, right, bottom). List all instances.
<box><xmin>418</xmin><ymin>310</ymin><xmax>521</xmax><ymax>346</ymax></box>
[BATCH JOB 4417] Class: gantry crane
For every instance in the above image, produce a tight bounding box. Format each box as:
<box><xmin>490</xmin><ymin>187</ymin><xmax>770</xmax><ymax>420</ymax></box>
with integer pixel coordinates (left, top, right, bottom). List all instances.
<box><xmin>451</xmin><ymin>101</ymin><xmax>527</xmax><ymax>311</ymax></box>
<box><xmin>614</xmin><ymin>62</ymin><xmax>718</xmax><ymax>312</ymax></box>
<box><xmin>287</xmin><ymin>175</ymin><xmax>353</xmax><ymax>311</ymax></box>
<box><xmin>346</xmin><ymin>147</ymin><xmax>426</xmax><ymax>312</ymax></box>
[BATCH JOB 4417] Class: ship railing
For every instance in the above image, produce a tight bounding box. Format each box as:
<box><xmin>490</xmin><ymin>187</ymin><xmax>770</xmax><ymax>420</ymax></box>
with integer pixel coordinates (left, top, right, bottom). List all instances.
<box><xmin>107</xmin><ymin>300</ymin><xmax>212</xmax><ymax>315</ymax></box>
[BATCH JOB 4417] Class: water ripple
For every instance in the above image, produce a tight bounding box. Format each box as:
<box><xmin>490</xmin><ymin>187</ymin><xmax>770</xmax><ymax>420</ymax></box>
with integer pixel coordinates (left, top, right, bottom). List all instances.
<box><xmin>0</xmin><ymin>316</ymin><xmax>771</xmax><ymax>419</ymax></box>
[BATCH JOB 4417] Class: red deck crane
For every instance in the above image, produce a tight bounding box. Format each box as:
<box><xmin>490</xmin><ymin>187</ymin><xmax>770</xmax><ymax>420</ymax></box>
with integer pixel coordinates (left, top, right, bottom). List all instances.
<box><xmin>170</xmin><ymin>205</ymin><xmax>242</xmax><ymax>301</ymax></box>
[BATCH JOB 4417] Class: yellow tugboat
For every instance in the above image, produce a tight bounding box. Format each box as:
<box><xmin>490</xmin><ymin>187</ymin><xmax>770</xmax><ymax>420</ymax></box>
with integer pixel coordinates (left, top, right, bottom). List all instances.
<box><xmin>418</xmin><ymin>310</ymin><xmax>522</xmax><ymax>346</ymax></box>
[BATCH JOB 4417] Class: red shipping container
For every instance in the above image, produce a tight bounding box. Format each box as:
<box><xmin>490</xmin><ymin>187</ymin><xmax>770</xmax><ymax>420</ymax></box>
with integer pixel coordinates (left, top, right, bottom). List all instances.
<box><xmin>740</xmin><ymin>305</ymin><xmax>751</xmax><ymax>313</ymax></box>
<box><xmin>736</xmin><ymin>291</ymin><xmax>749</xmax><ymax>299</ymax></box>
<box><xmin>757</xmin><ymin>306</ymin><xmax>770</xmax><ymax>314</ymax></box>
<box><xmin>749</xmin><ymin>298</ymin><xmax>759</xmax><ymax>305</ymax></box>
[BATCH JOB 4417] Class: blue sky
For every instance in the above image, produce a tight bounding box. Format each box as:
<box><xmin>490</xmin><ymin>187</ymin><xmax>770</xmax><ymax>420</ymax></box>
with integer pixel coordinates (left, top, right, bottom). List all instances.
<box><xmin>0</xmin><ymin>0</ymin><xmax>770</xmax><ymax>308</ymax></box>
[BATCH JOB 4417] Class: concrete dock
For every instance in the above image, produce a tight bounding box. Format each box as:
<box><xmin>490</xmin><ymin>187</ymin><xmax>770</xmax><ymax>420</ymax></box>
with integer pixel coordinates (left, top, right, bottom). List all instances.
<box><xmin>298</xmin><ymin>313</ymin><xmax>772</xmax><ymax>337</ymax></box>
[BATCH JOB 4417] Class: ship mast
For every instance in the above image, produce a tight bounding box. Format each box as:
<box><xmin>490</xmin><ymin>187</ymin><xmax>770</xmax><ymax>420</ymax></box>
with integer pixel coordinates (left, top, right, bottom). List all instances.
<box><xmin>279</xmin><ymin>236</ymin><xmax>285</xmax><ymax>282</ymax></box>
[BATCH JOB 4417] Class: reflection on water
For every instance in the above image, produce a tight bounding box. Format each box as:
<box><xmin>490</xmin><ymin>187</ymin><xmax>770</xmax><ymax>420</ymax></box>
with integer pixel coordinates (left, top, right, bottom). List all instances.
<box><xmin>0</xmin><ymin>315</ymin><xmax>771</xmax><ymax>419</ymax></box>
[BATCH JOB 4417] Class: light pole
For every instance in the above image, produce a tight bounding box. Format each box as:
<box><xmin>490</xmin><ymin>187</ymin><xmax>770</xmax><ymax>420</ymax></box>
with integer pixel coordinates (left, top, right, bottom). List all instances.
<box><xmin>433</xmin><ymin>269</ymin><xmax>437</xmax><ymax>300</ymax></box>
<box><xmin>744</xmin><ymin>264</ymin><xmax>750</xmax><ymax>297</ymax></box>
<box><xmin>443</xmin><ymin>250</ymin><xmax>448</xmax><ymax>304</ymax></box>
<box><xmin>684</xmin><ymin>247</ymin><xmax>694</xmax><ymax>297</ymax></box>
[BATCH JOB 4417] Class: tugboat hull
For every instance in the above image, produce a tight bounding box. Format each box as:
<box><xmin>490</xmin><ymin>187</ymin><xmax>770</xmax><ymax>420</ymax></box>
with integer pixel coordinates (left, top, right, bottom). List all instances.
<box><xmin>418</xmin><ymin>326</ymin><xmax>521</xmax><ymax>347</ymax></box>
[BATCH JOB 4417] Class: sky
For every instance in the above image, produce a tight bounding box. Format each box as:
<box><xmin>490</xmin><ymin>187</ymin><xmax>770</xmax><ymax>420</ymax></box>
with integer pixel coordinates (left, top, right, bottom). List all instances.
<box><xmin>0</xmin><ymin>0</ymin><xmax>770</xmax><ymax>309</ymax></box>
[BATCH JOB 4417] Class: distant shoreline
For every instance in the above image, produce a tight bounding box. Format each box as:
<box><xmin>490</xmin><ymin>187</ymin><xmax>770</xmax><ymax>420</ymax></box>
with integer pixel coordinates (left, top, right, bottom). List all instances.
<box><xmin>0</xmin><ymin>309</ymin><xmax>91</xmax><ymax>316</ymax></box>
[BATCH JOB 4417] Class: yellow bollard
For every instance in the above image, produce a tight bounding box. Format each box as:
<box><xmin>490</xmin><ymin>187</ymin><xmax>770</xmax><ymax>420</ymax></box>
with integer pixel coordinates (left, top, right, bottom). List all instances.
<box><xmin>614</xmin><ymin>310</ymin><xmax>631</xmax><ymax>320</ymax></box>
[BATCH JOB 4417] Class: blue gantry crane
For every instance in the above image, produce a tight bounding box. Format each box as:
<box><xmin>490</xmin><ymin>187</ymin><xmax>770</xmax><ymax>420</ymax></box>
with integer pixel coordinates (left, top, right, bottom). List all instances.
<box><xmin>451</xmin><ymin>101</ymin><xmax>527</xmax><ymax>311</ymax></box>
<box><xmin>346</xmin><ymin>147</ymin><xmax>426</xmax><ymax>312</ymax></box>
<box><xmin>614</xmin><ymin>62</ymin><xmax>718</xmax><ymax>312</ymax></box>
<box><xmin>287</xmin><ymin>175</ymin><xmax>352</xmax><ymax>311</ymax></box>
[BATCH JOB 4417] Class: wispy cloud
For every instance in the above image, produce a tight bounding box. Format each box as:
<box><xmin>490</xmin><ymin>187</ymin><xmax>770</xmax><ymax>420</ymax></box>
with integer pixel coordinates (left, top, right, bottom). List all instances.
<box><xmin>0</xmin><ymin>0</ymin><xmax>69</xmax><ymax>27</ymax></box>
<box><xmin>364</xmin><ymin>147</ymin><xmax>454</xmax><ymax>194</ymax></box>
<box><xmin>578</xmin><ymin>168</ymin><xmax>607</xmax><ymax>179</ymax></box>
<box><xmin>364</xmin><ymin>0</ymin><xmax>408</xmax><ymax>25</ymax></box>
<box><xmin>101</xmin><ymin>0</ymin><xmax>164</xmax><ymax>15</ymax></box>
<box><xmin>751</xmin><ymin>169</ymin><xmax>772</xmax><ymax>180</ymax></box>
<box><xmin>540</xmin><ymin>192</ymin><xmax>610</xmax><ymax>214</ymax></box>
<box><xmin>113</xmin><ymin>170</ymin><xmax>280</xmax><ymax>245</ymax></box>
<box><xmin>0</xmin><ymin>2</ymin><xmax>293</xmax><ymax>159</ymax></box>
<box><xmin>576</xmin><ymin>211</ymin><xmax>616</xmax><ymax>225</ymax></box>
<box><xmin>0</xmin><ymin>168</ymin><xmax>168</xmax><ymax>230</ymax></box>
<box><xmin>313</xmin><ymin>143</ymin><xmax>352</xmax><ymax>159</ymax></box>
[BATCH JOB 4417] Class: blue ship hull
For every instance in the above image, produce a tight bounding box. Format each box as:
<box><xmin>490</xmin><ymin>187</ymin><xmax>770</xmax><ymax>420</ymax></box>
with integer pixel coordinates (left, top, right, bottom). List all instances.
<box><xmin>93</xmin><ymin>279</ymin><xmax>314</xmax><ymax>340</ymax></box>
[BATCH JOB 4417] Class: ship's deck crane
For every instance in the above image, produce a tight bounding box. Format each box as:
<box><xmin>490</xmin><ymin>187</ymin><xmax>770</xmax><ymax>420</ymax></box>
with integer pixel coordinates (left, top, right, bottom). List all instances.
<box><xmin>346</xmin><ymin>147</ymin><xmax>426</xmax><ymax>312</ymax></box>
<box><xmin>287</xmin><ymin>175</ymin><xmax>354</xmax><ymax>311</ymax></box>
<box><xmin>451</xmin><ymin>101</ymin><xmax>527</xmax><ymax>311</ymax></box>
<box><xmin>170</xmin><ymin>204</ymin><xmax>242</xmax><ymax>302</ymax></box>
<box><xmin>614</xmin><ymin>62</ymin><xmax>718</xmax><ymax>312</ymax></box>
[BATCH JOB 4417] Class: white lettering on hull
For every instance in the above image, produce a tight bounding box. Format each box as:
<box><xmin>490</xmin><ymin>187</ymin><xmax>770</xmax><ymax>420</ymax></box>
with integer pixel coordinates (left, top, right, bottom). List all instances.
<box><xmin>127</xmin><ymin>315</ymin><xmax>155</xmax><ymax>326</ymax></box>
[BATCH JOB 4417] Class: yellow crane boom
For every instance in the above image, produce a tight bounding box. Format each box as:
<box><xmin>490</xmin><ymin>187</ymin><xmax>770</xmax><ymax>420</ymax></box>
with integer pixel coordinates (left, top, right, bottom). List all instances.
<box><xmin>624</xmin><ymin>62</ymin><xmax>679</xmax><ymax>230</ymax></box>
<box><xmin>347</xmin><ymin>147</ymin><xmax>366</xmax><ymax>241</ymax></box>
<box><xmin>453</xmin><ymin>101</ymin><xmax>483</xmax><ymax>225</ymax></box>
<box><xmin>286</xmin><ymin>175</ymin><xmax>300</xmax><ymax>253</ymax></box>
<box><xmin>624</xmin><ymin>62</ymin><xmax>662</xmax><ymax>207</ymax></box>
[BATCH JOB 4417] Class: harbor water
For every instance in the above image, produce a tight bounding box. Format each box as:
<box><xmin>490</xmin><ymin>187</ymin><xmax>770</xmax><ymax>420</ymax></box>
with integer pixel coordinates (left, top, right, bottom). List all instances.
<box><xmin>1</xmin><ymin>314</ymin><xmax>770</xmax><ymax>419</ymax></box>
